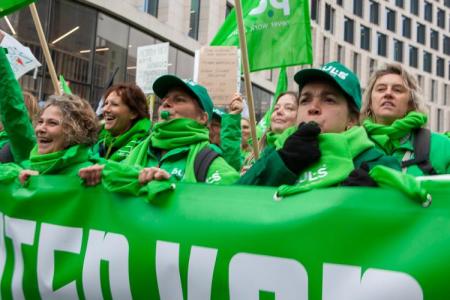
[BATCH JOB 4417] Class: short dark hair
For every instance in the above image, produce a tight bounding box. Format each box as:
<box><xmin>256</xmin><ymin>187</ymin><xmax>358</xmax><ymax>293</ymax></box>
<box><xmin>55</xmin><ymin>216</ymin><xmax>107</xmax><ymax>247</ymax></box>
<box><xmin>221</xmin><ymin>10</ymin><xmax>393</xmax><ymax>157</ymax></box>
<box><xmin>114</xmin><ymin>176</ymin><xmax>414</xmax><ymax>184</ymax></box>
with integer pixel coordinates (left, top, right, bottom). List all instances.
<box><xmin>104</xmin><ymin>83</ymin><xmax>150</xmax><ymax>120</ymax></box>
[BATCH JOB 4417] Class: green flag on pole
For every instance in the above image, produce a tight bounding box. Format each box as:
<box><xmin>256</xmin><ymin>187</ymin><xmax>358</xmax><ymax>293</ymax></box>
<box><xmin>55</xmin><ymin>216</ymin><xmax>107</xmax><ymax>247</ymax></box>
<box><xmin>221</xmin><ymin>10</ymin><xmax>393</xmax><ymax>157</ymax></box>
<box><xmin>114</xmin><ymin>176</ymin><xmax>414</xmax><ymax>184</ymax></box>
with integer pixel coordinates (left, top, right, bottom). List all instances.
<box><xmin>211</xmin><ymin>0</ymin><xmax>313</xmax><ymax>72</ymax></box>
<box><xmin>59</xmin><ymin>74</ymin><xmax>73</xmax><ymax>95</ymax></box>
<box><xmin>0</xmin><ymin>0</ymin><xmax>34</xmax><ymax>17</ymax></box>
<box><xmin>258</xmin><ymin>66</ymin><xmax>288</xmax><ymax>132</ymax></box>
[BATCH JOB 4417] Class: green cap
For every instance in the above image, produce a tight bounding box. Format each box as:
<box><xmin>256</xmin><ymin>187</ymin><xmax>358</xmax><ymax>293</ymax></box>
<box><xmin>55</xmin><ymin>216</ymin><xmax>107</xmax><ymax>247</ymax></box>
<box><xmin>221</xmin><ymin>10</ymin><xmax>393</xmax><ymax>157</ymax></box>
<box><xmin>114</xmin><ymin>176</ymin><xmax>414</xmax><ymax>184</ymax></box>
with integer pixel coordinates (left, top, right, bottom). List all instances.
<box><xmin>153</xmin><ymin>74</ymin><xmax>214</xmax><ymax>120</ymax></box>
<box><xmin>212</xmin><ymin>107</ymin><xmax>225</xmax><ymax>121</ymax></box>
<box><xmin>294</xmin><ymin>61</ymin><xmax>362</xmax><ymax>110</ymax></box>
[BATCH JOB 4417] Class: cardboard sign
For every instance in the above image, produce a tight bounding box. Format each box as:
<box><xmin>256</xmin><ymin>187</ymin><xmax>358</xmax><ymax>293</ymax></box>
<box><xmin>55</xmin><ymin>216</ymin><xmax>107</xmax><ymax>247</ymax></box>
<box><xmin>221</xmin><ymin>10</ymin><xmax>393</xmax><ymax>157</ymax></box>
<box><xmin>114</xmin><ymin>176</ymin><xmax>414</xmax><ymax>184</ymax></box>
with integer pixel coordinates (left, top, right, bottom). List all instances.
<box><xmin>194</xmin><ymin>46</ymin><xmax>240</xmax><ymax>106</ymax></box>
<box><xmin>136</xmin><ymin>42</ymin><xmax>169</xmax><ymax>94</ymax></box>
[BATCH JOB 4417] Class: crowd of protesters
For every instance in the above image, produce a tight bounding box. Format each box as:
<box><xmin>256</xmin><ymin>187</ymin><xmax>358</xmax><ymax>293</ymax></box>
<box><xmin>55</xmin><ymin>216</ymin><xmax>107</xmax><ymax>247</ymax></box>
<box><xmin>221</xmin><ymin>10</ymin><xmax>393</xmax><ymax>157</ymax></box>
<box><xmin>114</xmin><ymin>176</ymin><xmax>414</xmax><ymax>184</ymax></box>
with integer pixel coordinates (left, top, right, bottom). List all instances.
<box><xmin>1</xmin><ymin>43</ymin><xmax>450</xmax><ymax>199</ymax></box>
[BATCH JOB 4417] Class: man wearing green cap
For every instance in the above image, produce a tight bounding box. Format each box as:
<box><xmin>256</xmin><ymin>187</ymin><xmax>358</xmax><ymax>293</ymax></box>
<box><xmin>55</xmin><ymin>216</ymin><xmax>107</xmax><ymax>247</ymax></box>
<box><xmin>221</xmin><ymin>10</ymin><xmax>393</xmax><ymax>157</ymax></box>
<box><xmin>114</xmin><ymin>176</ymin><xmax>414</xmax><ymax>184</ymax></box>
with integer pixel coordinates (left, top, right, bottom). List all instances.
<box><xmin>80</xmin><ymin>75</ymin><xmax>239</xmax><ymax>191</ymax></box>
<box><xmin>238</xmin><ymin>61</ymin><xmax>401</xmax><ymax>189</ymax></box>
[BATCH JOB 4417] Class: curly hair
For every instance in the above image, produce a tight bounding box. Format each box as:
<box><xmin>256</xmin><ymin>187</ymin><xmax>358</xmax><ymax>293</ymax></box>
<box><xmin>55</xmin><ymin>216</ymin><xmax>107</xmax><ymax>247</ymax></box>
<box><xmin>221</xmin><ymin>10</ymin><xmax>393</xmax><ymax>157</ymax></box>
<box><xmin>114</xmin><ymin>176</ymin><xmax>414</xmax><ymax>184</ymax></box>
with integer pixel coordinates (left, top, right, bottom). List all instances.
<box><xmin>360</xmin><ymin>63</ymin><xmax>426</xmax><ymax>122</ymax></box>
<box><xmin>41</xmin><ymin>94</ymin><xmax>98</xmax><ymax>147</ymax></box>
<box><xmin>104</xmin><ymin>83</ymin><xmax>150</xmax><ymax>120</ymax></box>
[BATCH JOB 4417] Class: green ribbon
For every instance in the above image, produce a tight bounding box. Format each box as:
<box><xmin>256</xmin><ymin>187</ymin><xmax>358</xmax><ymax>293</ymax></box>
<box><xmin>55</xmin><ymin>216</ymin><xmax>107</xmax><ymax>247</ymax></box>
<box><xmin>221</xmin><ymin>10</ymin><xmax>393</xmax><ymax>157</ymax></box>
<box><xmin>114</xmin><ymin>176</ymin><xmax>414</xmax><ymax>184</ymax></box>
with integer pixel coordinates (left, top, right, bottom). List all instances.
<box><xmin>363</xmin><ymin>112</ymin><xmax>428</xmax><ymax>154</ymax></box>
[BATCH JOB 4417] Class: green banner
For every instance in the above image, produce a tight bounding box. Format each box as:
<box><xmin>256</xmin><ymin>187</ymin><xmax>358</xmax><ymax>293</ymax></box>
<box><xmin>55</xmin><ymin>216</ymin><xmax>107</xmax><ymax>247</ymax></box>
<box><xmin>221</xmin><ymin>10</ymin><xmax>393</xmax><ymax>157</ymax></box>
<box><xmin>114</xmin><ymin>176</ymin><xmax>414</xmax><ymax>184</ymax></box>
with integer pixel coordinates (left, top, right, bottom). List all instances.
<box><xmin>211</xmin><ymin>0</ymin><xmax>313</xmax><ymax>72</ymax></box>
<box><xmin>0</xmin><ymin>176</ymin><xmax>450</xmax><ymax>299</ymax></box>
<box><xmin>0</xmin><ymin>0</ymin><xmax>34</xmax><ymax>17</ymax></box>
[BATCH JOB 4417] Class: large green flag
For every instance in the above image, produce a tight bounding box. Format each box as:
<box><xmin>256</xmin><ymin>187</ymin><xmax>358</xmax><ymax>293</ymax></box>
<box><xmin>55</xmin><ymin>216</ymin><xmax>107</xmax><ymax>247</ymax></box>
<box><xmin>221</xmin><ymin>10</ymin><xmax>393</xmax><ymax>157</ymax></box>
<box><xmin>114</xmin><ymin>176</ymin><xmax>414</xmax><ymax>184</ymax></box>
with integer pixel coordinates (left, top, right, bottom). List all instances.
<box><xmin>258</xmin><ymin>66</ymin><xmax>288</xmax><ymax>132</ymax></box>
<box><xmin>0</xmin><ymin>0</ymin><xmax>34</xmax><ymax>17</ymax></box>
<box><xmin>211</xmin><ymin>0</ymin><xmax>313</xmax><ymax>72</ymax></box>
<box><xmin>1</xmin><ymin>176</ymin><xmax>450</xmax><ymax>298</ymax></box>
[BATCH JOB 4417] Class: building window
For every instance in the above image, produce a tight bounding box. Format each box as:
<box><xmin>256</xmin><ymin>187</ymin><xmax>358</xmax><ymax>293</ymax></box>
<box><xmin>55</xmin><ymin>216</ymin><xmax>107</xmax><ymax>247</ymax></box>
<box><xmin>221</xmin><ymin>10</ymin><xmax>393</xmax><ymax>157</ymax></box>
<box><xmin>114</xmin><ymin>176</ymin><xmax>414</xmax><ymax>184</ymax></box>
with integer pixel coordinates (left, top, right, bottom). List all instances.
<box><xmin>325</xmin><ymin>4</ymin><xmax>335</xmax><ymax>33</ymax></box>
<box><xmin>353</xmin><ymin>0</ymin><xmax>363</xmax><ymax>17</ymax></box>
<box><xmin>311</xmin><ymin>0</ymin><xmax>319</xmax><ymax>21</ymax></box>
<box><xmin>410</xmin><ymin>0</ymin><xmax>419</xmax><ymax>15</ymax></box>
<box><xmin>409</xmin><ymin>46</ymin><xmax>418</xmax><ymax>68</ymax></box>
<box><xmin>360</xmin><ymin>25</ymin><xmax>371</xmax><ymax>51</ymax></box>
<box><xmin>145</xmin><ymin>0</ymin><xmax>159</xmax><ymax>17</ymax></box>
<box><xmin>437</xmin><ymin>108</ymin><xmax>443</xmax><ymax>132</ymax></box>
<box><xmin>431</xmin><ymin>80</ymin><xmax>437</xmax><ymax>103</ymax></box>
<box><xmin>337</xmin><ymin>44</ymin><xmax>345</xmax><ymax>62</ymax></box>
<box><xmin>322</xmin><ymin>37</ymin><xmax>330</xmax><ymax>64</ymax></box>
<box><xmin>402</xmin><ymin>16</ymin><xmax>411</xmax><ymax>38</ymax></box>
<box><xmin>369</xmin><ymin>1</ymin><xmax>379</xmax><ymax>24</ymax></box>
<box><xmin>430</xmin><ymin>30</ymin><xmax>439</xmax><ymax>50</ymax></box>
<box><xmin>369</xmin><ymin>58</ymin><xmax>377</xmax><ymax>75</ymax></box>
<box><xmin>437</xmin><ymin>9</ymin><xmax>446</xmax><ymax>29</ymax></box>
<box><xmin>444</xmin><ymin>36</ymin><xmax>450</xmax><ymax>55</ymax></box>
<box><xmin>437</xmin><ymin>57</ymin><xmax>445</xmax><ymax>77</ymax></box>
<box><xmin>344</xmin><ymin>17</ymin><xmax>354</xmax><ymax>44</ymax></box>
<box><xmin>394</xmin><ymin>39</ymin><xmax>403</xmax><ymax>62</ymax></box>
<box><xmin>423</xmin><ymin>51</ymin><xmax>432</xmax><ymax>73</ymax></box>
<box><xmin>446</xmin><ymin>0</ymin><xmax>450</xmax><ymax>9</ymax></box>
<box><xmin>337</xmin><ymin>0</ymin><xmax>343</xmax><ymax>6</ymax></box>
<box><xmin>226</xmin><ymin>2</ymin><xmax>233</xmax><ymax>16</ymax></box>
<box><xmin>377</xmin><ymin>32</ymin><xmax>387</xmax><ymax>56</ymax></box>
<box><xmin>188</xmin><ymin>0</ymin><xmax>201</xmax><ymax>40</ymax></box>
<box><xmin>424</xmin><ymin>1</ymin><xmax>433</xmax><ymax>23</ymax></box>
<box><xmin>352</xmin><ymin>51</ymin><xmax>360</xmax><ymax>76</ymax></box>
<box><xmin>444</xmin><ymin>84</ymin><xmax>449</xmax><ymax>106</ymax></box>
<box><xmin>395</xmin><ymin>0</ymin><xmax>404</xmax><ymax>8</ymax></box>
<box><xmin>417</xmin><ymin>23</ymin><xmax>426</xmax><ymax>45</ymax></box>
<box><xmin>386</xmin><ymin>8</ymin><xmax>396</xmax><ymax>32</ymax></box>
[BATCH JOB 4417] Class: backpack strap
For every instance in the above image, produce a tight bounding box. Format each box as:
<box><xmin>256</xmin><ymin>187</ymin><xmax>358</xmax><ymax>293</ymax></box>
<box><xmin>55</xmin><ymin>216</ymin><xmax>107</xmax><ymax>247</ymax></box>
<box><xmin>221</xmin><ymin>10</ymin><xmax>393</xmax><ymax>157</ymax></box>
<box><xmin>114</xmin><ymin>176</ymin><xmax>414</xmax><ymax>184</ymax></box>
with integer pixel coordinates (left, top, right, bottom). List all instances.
<box><xmin>194</xmin><ymin>147</ymin><xmax>220</xmax><ymax>182</ymax></box>
<box><xmin>401</xmin><ymin>128</ymin><xmax>436</xmax><ymax>175</ymax></box>
<box><xmin>0</xmin><ymin>143</ymin><xmax>14</xmax><ymax>163</ymax></box>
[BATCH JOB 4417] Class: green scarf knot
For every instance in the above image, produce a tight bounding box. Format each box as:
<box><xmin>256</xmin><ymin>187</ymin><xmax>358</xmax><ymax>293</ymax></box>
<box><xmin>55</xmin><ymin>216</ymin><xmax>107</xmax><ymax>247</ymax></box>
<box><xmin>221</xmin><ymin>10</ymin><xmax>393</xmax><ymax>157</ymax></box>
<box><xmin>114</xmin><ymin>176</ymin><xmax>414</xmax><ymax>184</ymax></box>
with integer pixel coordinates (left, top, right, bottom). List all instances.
<box><xmin>28</xmin><ymin>144</ymin><xmax>90</xmax><ymax>174</ymax></box>
<box><xmin>363</xmin><ymin>112</ymin><xmax>427</xmax><ymax>154</ymax></box>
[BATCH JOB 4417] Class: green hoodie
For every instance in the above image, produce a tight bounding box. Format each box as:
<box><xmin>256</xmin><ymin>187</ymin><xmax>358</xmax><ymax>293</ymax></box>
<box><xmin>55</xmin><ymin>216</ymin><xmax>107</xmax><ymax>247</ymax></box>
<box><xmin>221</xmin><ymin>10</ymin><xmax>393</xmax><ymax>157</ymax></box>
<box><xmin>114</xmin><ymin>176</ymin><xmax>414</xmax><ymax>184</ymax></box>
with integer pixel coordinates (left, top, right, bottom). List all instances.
<box><xmin>238</xmin><ymin>126</ymin><xmax>400</xmax><ymax>187</ymax></box>
<box><xmin>102</xmin><ymin>118</ymin><xmax>239</xmax><ymax>197</ymax></box>
<box><xmin>0</xmin><ymin>48</ymin><xmax>36</xmax><ymax>163</ymax></box>
<box><xmin>364</xmin><ymin>112</ymin><xmax>450</xmax><ymax>175</ymax></box>
<box><xmin>92</xmin><ymin>118</ymin><xmax>151</xmax><ymax>162</ymax></box>
<box><xmin>0</xmin><ymin>130</ymin><xmax>8</xmax><ymax>150</ymax></box>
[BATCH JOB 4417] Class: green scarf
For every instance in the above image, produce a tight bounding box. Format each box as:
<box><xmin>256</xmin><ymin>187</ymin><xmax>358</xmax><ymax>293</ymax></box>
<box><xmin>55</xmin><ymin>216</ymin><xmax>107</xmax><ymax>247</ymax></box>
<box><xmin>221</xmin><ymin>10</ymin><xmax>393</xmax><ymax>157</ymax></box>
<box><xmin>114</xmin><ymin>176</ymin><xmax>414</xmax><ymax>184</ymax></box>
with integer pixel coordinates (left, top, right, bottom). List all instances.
<box><xmin>98</xmin><ymin>118</ymin><xmax>151</xmax><ymax>161</ymax></box>
<box><xmin>104</xmin><ymin>118</ymin><xmax>211</xmax><ymax>201</ymax></box>
<box><xmin>363</xmin><ymin>112</ymin><xmax>427</xmax><ymax>154</ymax></box>
<box><xmin>0</xmin><ymin>130</ymin><xmax>8</xmax><ymax>150</ymax></box>
<box><xmin>277</xmin><ymin>126</ymin><xmax>375</xmax><ymax>197</ymax></box>
<box><xmin>265</xmin><ymin>126</ymin><xmax>297</xmax><ymax>150</ymax></box>
<box><xmin>27</xmin><ymin>144</ymin><xmax>91</xmax><ymax>174</ymax></box>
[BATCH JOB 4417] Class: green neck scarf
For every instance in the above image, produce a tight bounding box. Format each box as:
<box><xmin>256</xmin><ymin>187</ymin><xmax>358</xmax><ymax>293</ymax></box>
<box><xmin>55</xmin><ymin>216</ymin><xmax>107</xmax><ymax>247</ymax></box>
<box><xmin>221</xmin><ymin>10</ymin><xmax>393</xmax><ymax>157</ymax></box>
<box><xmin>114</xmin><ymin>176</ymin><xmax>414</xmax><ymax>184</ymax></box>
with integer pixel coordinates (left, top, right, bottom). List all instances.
<box><xmin>28</xmin><ymin>144</ymin><xmax>90</xmax><ymax>174</ymax></box>
<box><xmin>0</xmin><ymin>130</ymin><xmax>8</xmax><ymax>149</ymax></box>
<box><xmin>124</xmin><ymin>118</ymin><xmax>210</xmax><ymax>182</ymax></box>
<box><xmin>265</xmin><ymin>126</ymin><xmax>297</xmax><ymax>149</ymax></box>
<box><xmin>100</xmin><ymin>118</ymin><xmax>151</xmax><ymax>160</ymax></box>
<box><xmin>363</xmin><ymin>112</ymin><xmax>427</xmax><ymax>154</ymax></box>
<box><xmin>277</xmin><ymin>126</ymin><xmax>375</xmax><ymax>197</ymax></box>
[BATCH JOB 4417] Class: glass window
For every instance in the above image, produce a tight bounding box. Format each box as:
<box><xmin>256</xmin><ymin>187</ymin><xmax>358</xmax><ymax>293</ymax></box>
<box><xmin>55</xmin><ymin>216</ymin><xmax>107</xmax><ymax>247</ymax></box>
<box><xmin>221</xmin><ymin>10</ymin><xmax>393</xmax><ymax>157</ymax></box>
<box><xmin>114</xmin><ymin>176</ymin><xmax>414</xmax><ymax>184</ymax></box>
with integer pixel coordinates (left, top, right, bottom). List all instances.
<box><xmin>344</xmin><ymin>17</ymin><xmax>354</xmax><ymax>44</ymax></box>
<box><xmin>48</xmin><ymin>0</ymin><xmax>97</xmax><ymax>101</ymax></box>
<box><xmin>424</xmin><ymin>1</ymin><xmax>433</xmax><ymax>23</ymax></box>
<box><xmin>386</xmin><ymin>8</ymin><xmax>396</xmax><ymax>32</ymax></box>
<box><xmin>360</xmin><ymin>25</ymin><xmax>371</xmax><ymax>51</ymax></box>
<box><xmin>395</xmin><ymin>0</ymin><xmax>404</xmax><ymax>8</ymax></box>
<box><xmin>337</xmin><ymin>0</ymin><xmax>343</xmax><ymax>6</ymax></box>
<box><xmin>369</xmin><ymin>1</ymin><xmax>379</xmax><ymax>24</ymax></box>
<box><xmin>311</xmin><ymin>0</ymin><xmax>320</xmax><ymax>22</ymax></box>
<box><xmin>325</xmin><ymin>4</ymin><xmax>335</xmax><ymax>33</ymax></box>
<box><xmin>226</xmin><ymin>2</ymin><xmax>233</xmax><ymax>16</ymax></box>
<box><xmin>369</xmin><ymin>58</ymin><xmax>377</xmax><ymax>75</ymax></box>
<box><xmin>423</xmin><ymin>51</ymin><xmax>432</xmax><ymax>73</ymax></box>
<box><xmin>352</xmin><ymin>51</ymin><xmax>360</xmax><ymax>76</ymax></box>
<box><xmin>430</xmin><ymin>30</ymin><xmax>439</xmax><ymax>50</ymax></box>
<box><xmin>353</xmin><ymin>0</ymin><xmax>363</xmax><ymax>17</ymax></box>
<box><xmin>126</xmin><ymin>28</ymin><xmax>158</xmax><ymax>83</ymax></box>
<box><xmin>437</xmin><ymin>9</ymin><xmax>446</xmax><ymax>29</ymax></box>
<box><xmin>146</xmin><ymin>0</ymin><xmax>159</xmax><ymax>17</ymax></box>
<box><xmin>444</xmin><ymin>84</ymin><xmax>449</xmax><ymax>106</ymax></box>
<box><xmin>409</xmin><ymin>46</ymin><xmax>418</xmax><ymax>68</ymax></box>
<box><xmin>437</xmin><ymin>57</ymin><xmax>445</xmax><ymax>78</ymax></box>
<box><xmin>188</xmin><ymin>0</ymin><xmax>201</xmax><ymax>40</ymax></box>
<box><xmin>337</xmin><ymin>44</ymin><xmax>345</xmax><ymax>62</ymax></box>
<box><xmin>402</xmin><ymin>16</ymin><xmax>411</xmax><ymax>38</ymax></box>
<box><xmin>377</xmin><ymin>32</ymin><xmax>387</xmax><ymax>57</ymax></box>
<box><xmin>175</xmin><ymin>49</ymin><xmax>194</xmax><ymax>79</ymax></box>
<box><xmin>410</xmin><ymin>0</ymin><xmax>419</xmax><ymax>15</ymax></box>
<box><xmin>322</xmin><ymin>37</ymin><xmax>330</xmax><ymax>64</ymax></box>
<box><xmin>394</xmin><ymin>39</ymin><xmax>403</xmax><ymax>63</ymax></box>
<box><xmin>446</xmin><ymin>0</ymin><xmax>450</xmax><ymax>9</ymax></box>
<box><xmin>437</xmin><ymin>109</ymin><xmax>443</xmax><ymax>132</ymax></box>
<box><xmin>92</xmin><ymin>13</ymin><xmax>129</xmax><ymax>108</ymax></box>
<box><xmin>444</xmin><ymin>36</ymin><xmax>450</xmax><ymax>56</ymax></box>
<box><xmin>417</xmin><ymin>23</ymin><xmax>426</xmax><ymax>45</ymax></box>
<box><xmin>431</xmin><ymin>80</ymin><xmax>437</xmax><ymax>103</ymax></box>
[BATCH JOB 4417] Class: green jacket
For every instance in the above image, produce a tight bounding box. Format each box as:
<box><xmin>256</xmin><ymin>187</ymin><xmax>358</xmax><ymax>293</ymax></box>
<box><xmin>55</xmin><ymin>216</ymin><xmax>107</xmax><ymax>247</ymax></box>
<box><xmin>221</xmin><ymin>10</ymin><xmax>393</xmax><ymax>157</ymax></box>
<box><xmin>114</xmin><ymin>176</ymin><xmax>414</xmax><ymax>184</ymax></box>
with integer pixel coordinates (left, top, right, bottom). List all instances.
<box><xmin>238</xmin><ymin>126</ymin><xmax>400</xmax><ymax>187</ymax></box>
<box><xmin>219</xmin><ymin>113</ymin><xmax>242</xmax><ymax>171</ymax></box>
<box><xmin>0</xmin><ymin>48</ymin><xmax>36</xmax><ymax>163</ymax></box>
<box><xmin>91</xmin><ymin>118</ymin><xmax>151</xmax><ymax>162</ymax></box>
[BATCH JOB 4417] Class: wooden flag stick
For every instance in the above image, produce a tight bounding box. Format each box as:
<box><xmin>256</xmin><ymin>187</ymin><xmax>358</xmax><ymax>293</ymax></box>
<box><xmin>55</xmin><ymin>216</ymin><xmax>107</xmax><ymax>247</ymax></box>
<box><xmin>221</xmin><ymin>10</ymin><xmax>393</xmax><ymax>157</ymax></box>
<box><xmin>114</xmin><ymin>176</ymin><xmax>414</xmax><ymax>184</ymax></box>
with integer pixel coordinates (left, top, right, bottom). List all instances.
<box><xmin>148</xmin><ymin>94</ymin><xmax>156</xmax><ymax>121</ymax></box>
<box><xmin>234</xmin><ymin>0</ymin><xmax>259</xmax><ymax>159</ymax></box>
<box><xmin>29</xmin><ymin>3</ymin><xmax>60</xmax><ymax>95</ymax></box>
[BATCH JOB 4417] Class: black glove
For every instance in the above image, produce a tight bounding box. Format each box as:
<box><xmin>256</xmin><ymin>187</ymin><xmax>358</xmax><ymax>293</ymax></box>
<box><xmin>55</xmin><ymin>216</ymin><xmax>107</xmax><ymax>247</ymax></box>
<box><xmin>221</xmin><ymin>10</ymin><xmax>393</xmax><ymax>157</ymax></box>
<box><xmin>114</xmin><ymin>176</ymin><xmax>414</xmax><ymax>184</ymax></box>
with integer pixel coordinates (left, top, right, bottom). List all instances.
<box><xmin>341</xmin><ymin>163</ymin><xmax>378</xmax><ymax>187</ymax></box>
<box><xmin>277</xmin><ymin>122</ymin><xmax>321</xmax><ymax>174</ymax></box>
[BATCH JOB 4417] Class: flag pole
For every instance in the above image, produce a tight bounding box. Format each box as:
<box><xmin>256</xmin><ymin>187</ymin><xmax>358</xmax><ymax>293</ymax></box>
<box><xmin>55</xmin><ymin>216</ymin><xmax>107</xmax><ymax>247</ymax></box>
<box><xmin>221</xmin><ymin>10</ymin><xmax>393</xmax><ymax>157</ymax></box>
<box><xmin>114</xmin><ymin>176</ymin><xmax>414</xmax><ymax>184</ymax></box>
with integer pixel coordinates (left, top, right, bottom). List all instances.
<box><xmin>29</xmin><ymin>3</ymin><xmax>61</xmax><ymax>95</ymax></box>
<box><xmin>234</xmin><ymin>0</ymin><xmax>259</xmax><ymax>159</ymax></box>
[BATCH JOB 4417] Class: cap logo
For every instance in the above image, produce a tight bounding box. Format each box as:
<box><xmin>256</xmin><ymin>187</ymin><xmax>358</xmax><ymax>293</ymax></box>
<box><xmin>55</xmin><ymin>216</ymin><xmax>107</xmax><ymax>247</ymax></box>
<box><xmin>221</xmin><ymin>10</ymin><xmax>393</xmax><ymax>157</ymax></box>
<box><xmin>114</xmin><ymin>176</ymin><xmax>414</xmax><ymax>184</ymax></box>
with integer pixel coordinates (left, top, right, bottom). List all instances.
<box><xmin>183</xmin><ymin>79</ymin><xmax>198</xmax><ymax>87</ymax></box>
<box><xmin>322</xmin><ymin>65</ymin><xmax>348</xmax><ymax>80</ymax></box>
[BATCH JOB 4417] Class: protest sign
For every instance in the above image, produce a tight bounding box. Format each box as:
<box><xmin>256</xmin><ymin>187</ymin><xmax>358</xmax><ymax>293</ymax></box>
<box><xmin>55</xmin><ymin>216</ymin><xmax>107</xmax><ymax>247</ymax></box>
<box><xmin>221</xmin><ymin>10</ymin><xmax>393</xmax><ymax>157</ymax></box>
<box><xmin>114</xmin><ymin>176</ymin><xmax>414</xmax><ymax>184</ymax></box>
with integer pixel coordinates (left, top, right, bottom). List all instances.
<box><xmin>136</xmin><ymin>42</ymin><xmax>169</xmax><ymax>94</ymax></box>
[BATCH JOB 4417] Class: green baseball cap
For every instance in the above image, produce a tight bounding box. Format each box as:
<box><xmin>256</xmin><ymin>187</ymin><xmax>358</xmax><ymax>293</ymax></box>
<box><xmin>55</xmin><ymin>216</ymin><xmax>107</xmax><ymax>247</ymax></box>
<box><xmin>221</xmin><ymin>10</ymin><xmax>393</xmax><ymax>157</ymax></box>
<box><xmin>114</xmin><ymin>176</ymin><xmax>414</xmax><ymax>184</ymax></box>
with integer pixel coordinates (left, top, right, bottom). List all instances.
<box><xmin>153</xmin><ymin>74</ymin><xmax>214</xmax><ymax>120</ymax></box>
<box><xmin>212</xmin><ymin>107</ymin><xmax>225</xmax><ymax>121</ymax></box>
<box><xmin>294</xmin><ymin>61</ymin><xmax>362</xmax><ymax>110</ymax></box>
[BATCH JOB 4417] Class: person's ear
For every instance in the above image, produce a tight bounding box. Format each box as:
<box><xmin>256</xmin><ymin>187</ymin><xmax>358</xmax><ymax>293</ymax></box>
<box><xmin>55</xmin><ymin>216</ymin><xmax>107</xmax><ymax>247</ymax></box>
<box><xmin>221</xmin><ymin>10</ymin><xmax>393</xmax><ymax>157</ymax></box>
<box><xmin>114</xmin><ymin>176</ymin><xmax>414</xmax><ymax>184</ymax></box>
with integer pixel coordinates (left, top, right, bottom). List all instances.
<box><xmin>198</xmin><ymin>112</ymin><xmax>208</xmax><ymax>125</ymax></box>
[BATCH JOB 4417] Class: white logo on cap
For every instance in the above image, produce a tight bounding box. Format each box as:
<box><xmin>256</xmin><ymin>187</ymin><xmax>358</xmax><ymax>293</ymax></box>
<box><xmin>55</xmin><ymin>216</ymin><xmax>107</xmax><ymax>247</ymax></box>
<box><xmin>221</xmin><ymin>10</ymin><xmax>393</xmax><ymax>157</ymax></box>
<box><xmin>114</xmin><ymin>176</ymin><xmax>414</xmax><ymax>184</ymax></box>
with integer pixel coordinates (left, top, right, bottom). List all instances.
<box><xmin>322</xmin><ymin>66</ymin><xmax>348</xmax><ymax>80</ymax></box>
<box><xmin>184</xmin><ymin>79</ymin><xmax>198</xmax><ymax>86</ymax></box>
